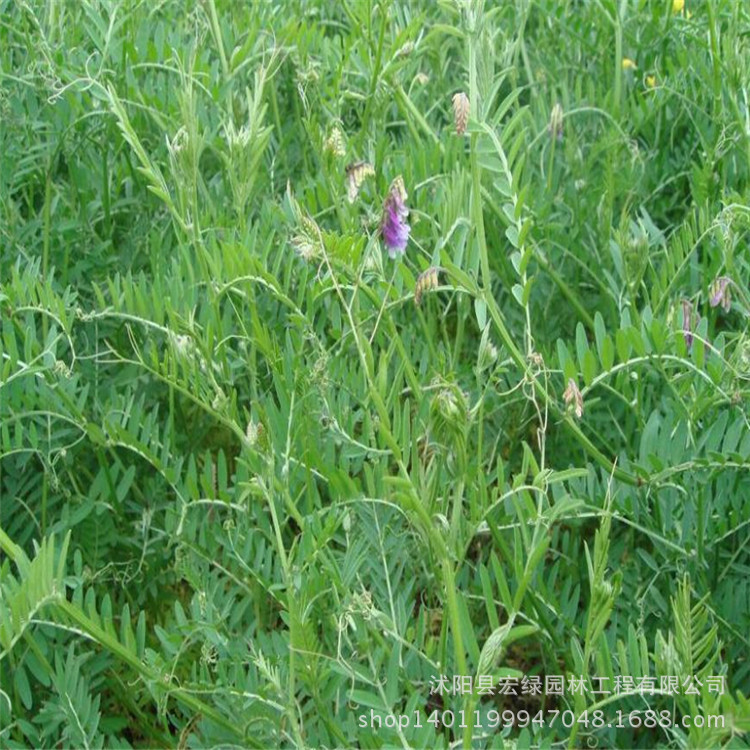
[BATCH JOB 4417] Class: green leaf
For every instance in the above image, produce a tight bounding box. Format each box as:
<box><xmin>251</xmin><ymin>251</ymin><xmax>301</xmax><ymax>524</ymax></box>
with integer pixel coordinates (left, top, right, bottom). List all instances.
<box><xmin>600</xmin><ymin>335</ymin><xmax>615</xmax><ymax>371</ymax></box>
<box><xmin>582</xmin><ymin>350</ymin><xmax>598</xmax><ymax>387</ymax></box>
<box><xmin>15</xmin><ymin>664</ymin><xmax>33</xmax><ymax>710</ymax></box>
<box><xmin>474</xmin><ymin>297</ymin><xmax>487</xmax><ymax>329</ymax></box>
<box><xmin>479</xmin><ymin>564</ymin><xmax>500</xmax><ymax>631</ymax></box>
<box><xmin>476</xmin><ymin>621</ymin><xmax>513</xmax><ymax>676</ymax></box>
<box><xmin>350</xmin><ymin>689</ymin><xmax>385</xmax><ymax>711</ymax></box>
<box><xmin>616</xmin><ymin>329</ymin><xmax>632</xmax><ymax>363</ymax></box>
<box><xmin>522</xmin><ymin>277</ymin><xmax>534</xmax><ymax>306</ymax></box>
<box><xmin>575</xmin><ymin>322</ymin><xmax>589</xmax><ymax>371</ymax></box>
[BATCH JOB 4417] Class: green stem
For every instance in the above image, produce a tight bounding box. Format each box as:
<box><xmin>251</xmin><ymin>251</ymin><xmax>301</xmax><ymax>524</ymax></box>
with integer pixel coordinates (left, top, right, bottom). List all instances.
<box><xmin>547</xmin><ymin>134</ymin><xmax>556</xmax><ymax>192</ymax></box>
<box><xmin>450</xmin><ymin>474</ymin><xmax>466</xmax><ymax>550</ymax></box>
<box><xmin>463</xmin><ymin>141</ymin><xmax>640</xmax><ymax>485</ymax></box>
<box><xmin>394</xmin><ymin>86</ymin><xmax>443</xmax><ymax>149</ymax></box>
<box><xmin>453</xmin><ymin>296</ymin><xmax>467</xmax><ymax>364</ymax></box>
<box><xmin>320</xmin><ymin>248</ymin><xmax>467</xmax><ymax>697</ymax></box>
<box><xmin>517</xmin><ymin>2</ymin><xmax>534</xmax><ymax>90</ymax></box>
<box><xmin>442</xmin><ymin>555</ymin><xmax>468</xmax><ymax>674</ymax></box>
<box><xmin>479</xmin><ymin>186</ymin><xmax>596</xmax><ymax>331</ymax></box>
<box><xmin>42</xmin><ymin>162</ymin><xmax>52</xmax><ymax>339</ymax></box>
<box><xmin>47</xmin><ymin>0</ymin><xmax>58</xmax><ymax>43</ymax></box>
<box><xmin>462</xmin><ymin>56</ymin><xmax>639</xmax><ymax>486</ymax></box>
<box><xmin>359</xmin><ymin>1</ymin><xmax>388</xmax><ymax>140</ymax></box>
<box><xmin>706</xmin><ymin>0</ymin><xmax>722</xmax><ymax>110</ymax></box>
<box><xmin>462</xmin><ymin>28</ymin><xmax>483</xmax><ymax>750</ymax></box>
<box><xmin>613</xmin><ymin>11</ymin><xmax>622</xmax><ymax>119</ymax></box>
<box><xmin>532</xmin><ymin>244</ymin><xmax>596</xmax><ymax>331</ymax></box>
<box><xmin>205</xmin><ymin>0</ymin><xmax>229</xmax><ymax>79</ymax></box>
<box><xmin>56</xmin><ymin>598</ymin><xmax>243</xmax><ymax>739</ymax></box>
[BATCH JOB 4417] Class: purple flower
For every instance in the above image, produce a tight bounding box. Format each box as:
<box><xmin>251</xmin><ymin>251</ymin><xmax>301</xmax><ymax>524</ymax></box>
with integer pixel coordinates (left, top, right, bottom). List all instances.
<box><xmin>681</xmin><ymin>299</ymin><xmax>694</xmax><ymax>349</ymax></box>
<box><xmin>709</xmin><ymin>276</ymin><xmax>732</xmax><ymax>312</ymax></box>
<box><xmin>381</xmin><ymin>176</ymin><xmax>410</xmax><ymax>259</ymax></box>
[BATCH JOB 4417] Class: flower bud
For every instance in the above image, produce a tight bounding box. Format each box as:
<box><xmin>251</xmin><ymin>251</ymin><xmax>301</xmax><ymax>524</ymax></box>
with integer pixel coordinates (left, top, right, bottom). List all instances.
<box><xmin>381</xmin><ymin>176</ymin><xmax>410</xmax><ymax>259</ymax></box>
<box><xmin>548</xmin><ymin>102</ymin><xmax>563</xmax><ymax>142</ymax></box>
<box><xmin>563</xmin><ymin>378</ymin><xmax>584</xmax><ymax>419</ymax></box>
<box><xmin>324</xmin><ymin>126</ymin><xmax>346</xmax><ymax>157</ymax></box>
<box><xmin>345</xmin><ymin>161</ymin><xmax>374</xmax><ymax>203</ymax></box>
<box><xmin>415</xmin><ymin>267</ymin><xmax>439</xmax><ymax>305</ymax></box>
<box><xmin>709</xmin><ymin>276</ymin><xmax>732</xmax><ymax>312</ymax></box>
<box><xmin>452</xmin><ymin>92</ymin><xmax>470</xmax><ymax>136</ymax></box>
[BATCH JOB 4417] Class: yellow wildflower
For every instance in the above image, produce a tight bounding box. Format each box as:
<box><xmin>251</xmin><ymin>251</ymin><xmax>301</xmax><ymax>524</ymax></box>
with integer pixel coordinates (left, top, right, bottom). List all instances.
<box><xmin>622</xmin><ymin>58</ymin><xmax>637</xmax><ymax>71</ymax></box>
<box><xmin>646</xmin><ymin>75</ymin><xmax>657</xmax><ymax>88</ymax></box>
<box><xmin>673</xmin><ymin>0</ymin><xmax>685</xmax><ymax>11</ymax></box>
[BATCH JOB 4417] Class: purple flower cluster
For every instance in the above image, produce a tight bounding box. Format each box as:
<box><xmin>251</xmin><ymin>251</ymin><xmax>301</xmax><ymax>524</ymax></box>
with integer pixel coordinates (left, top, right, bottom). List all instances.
<box><xmin>381</xmin><ymin>177</ymin><xmax>410</xmax><ymax>259</ymax></box>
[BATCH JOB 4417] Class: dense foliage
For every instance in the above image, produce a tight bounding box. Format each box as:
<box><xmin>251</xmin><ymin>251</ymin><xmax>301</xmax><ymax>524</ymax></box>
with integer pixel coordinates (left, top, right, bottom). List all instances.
<box><xmin>1</xmin><ymin>0</ymin><xmax>750</xmax><ymax>747</ymax></box>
